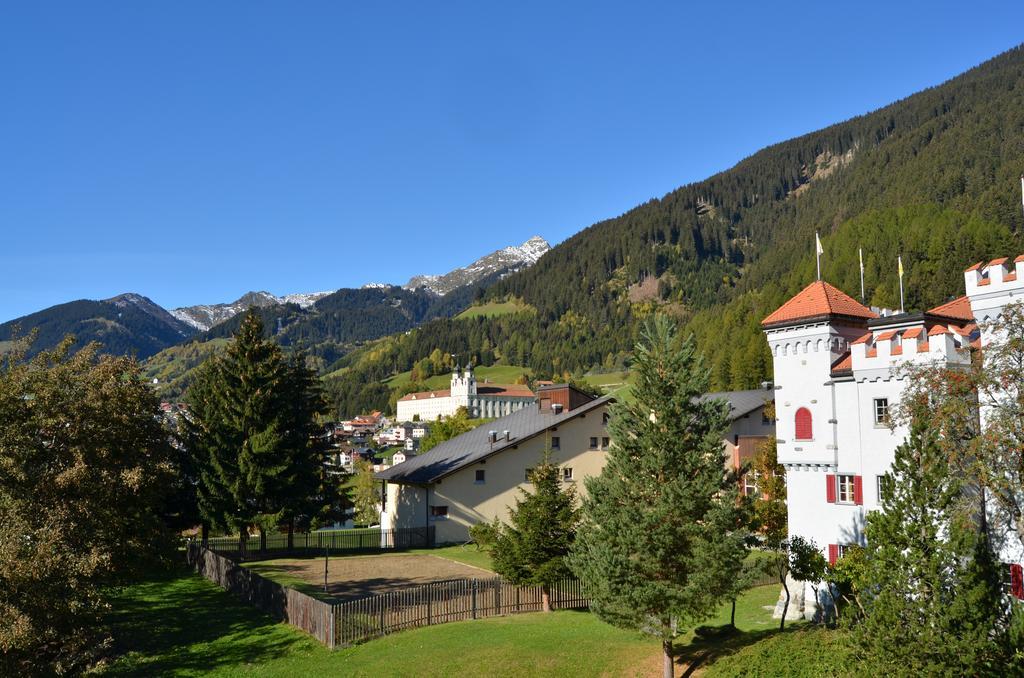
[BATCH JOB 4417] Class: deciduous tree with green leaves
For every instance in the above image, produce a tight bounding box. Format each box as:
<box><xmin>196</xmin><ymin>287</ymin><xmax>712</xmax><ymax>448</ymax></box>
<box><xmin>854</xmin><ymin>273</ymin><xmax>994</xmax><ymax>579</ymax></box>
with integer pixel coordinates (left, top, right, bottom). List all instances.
<box><xmin>491</xmin><ymin>452</ymin><xmax>578</xmax><ymax>612</ymax></box>
<box><xmin>418</xmin><ymin>406</ymin><xmax>474</xmax><ymax>452</ymax></box>
<box><xmin>569</xmin><ymin>315</ymin><xmax>748</xmax><ymax>678</ymax></box>
<box><xmin>0</xmin><ymin>337</ymin><xmax>176</xmax><ymax>675</ymax></box>
<box><xmin>351</xmin><ymin>459</ymin><xmax>380</xmax><ymax>527</ymax></box>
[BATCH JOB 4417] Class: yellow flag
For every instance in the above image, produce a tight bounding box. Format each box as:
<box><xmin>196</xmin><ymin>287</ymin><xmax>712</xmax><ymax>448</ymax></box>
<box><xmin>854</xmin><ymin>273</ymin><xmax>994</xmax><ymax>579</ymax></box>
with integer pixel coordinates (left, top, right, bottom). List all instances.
<box><xmin>898</xmin><ymin>255</ymin><xmax>904</xmax><ymax>278</ymax></box>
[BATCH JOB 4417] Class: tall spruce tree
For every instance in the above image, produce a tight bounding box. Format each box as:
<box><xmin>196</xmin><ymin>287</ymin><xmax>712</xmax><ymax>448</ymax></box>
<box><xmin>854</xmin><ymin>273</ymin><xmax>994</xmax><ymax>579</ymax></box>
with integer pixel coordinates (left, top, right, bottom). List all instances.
<box><xmin>569</xmin><ymin>315</ymin><xmax>748</xmax><ymax>678</ymax></box>
<box><xmin>185</xmin><ymin>312</ymin><xmax>326</xmax><ymax>553</ymax></box>
<box><xmin>492</xmin><ymin>451</ymin><xmax>578</xmax><ymax>612</ymax></box>
<box><xmin>855</xmin><ymin>415</ymin><xmax>1014</xmax><ymax>674</ymax></box>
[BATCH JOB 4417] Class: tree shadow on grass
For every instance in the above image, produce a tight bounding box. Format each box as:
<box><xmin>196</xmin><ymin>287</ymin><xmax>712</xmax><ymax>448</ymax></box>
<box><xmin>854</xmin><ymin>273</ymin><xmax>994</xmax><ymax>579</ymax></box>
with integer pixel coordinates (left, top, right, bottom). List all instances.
<box><xmin>674</xmin><ymin>624</ymin><xmax>805</xmax><ymax>677</ymax></box>
<box><xmin>101</xmin><ymin>567</ymin><xmax>320</xmax><ymax>676</ymax></box>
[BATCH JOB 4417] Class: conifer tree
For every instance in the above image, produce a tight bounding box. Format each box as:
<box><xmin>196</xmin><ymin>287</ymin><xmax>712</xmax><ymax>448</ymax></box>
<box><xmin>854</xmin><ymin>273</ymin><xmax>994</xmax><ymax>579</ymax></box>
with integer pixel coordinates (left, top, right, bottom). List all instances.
<box><xmin>185</xmin><ymin>312</ymin><xmax>327</xmax><ymax>553</ymax></box>
<box><xmin>492</xmin><ymin>452</ymin><xmax>578</xmax><ymax>612</ymax></box>
<box><xmin>569</xmin><ymin>315</ymin><xmax>747</xmax><ymax>678</ymax></box>
<box><xmin>855</xmin><ymin>415</ymin><xmax>1013</xmax><ymax>674</ymax></box>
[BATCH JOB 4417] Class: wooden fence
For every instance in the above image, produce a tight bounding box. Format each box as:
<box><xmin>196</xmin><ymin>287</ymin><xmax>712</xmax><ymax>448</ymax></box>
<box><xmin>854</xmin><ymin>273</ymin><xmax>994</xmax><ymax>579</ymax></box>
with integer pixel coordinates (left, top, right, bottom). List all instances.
<box><xmin>188</xmin><ymin>542</ymin><xmax>780</xmax><ymax>650</ymax></box>
<box><xmin>333</xmin><ymin>577</ymin><xmax>589</xmax><ymax>646</ymax></box>
<box><xmin>203</xmin><ymin>526</ymin><xmax>434</xmax><ymax>560</ymax></box>
<box><xmin>187</xmin><ymin>542</ymin><xmax>338</xmax><ymax>648</ymax></box>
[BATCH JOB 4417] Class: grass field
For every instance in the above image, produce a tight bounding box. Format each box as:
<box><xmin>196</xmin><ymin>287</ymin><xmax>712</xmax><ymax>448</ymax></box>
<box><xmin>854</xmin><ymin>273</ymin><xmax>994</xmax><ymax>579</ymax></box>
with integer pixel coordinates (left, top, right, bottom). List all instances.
<box><xmin>456</xmin><ymin>298</ymin><xmax>535</xmax><ymax>320</ymax></box>
<box><xmin>101</xmin><ymin>565</ymin><xmax>801</xmax><ymax>677</ymax></box>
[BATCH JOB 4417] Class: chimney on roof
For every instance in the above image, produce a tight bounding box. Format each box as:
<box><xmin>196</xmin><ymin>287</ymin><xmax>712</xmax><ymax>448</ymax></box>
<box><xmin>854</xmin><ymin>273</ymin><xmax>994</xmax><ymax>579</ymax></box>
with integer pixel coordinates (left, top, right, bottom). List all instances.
<box><xmin>488</xmin><ymin>431</ymin><xmax>498</xmax><ymax>444</ymax></box>
<box><xmin>552</xmin><ymin>403</ymin><xmax>563</xmax><ymax>414</ymax></box>
<box><xmin>502</xmin><ymin>430</ymin><xmax>510</xmax><ymax>441</ymax></box>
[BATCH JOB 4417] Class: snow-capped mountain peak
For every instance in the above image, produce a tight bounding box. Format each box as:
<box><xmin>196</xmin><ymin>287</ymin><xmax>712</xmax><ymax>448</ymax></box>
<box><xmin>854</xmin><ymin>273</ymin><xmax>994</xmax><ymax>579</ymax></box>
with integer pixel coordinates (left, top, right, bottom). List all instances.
<box><xmin>403</xmin><ymin>235</ymin><xmax>550</xmax><ymax>296</ymax></box>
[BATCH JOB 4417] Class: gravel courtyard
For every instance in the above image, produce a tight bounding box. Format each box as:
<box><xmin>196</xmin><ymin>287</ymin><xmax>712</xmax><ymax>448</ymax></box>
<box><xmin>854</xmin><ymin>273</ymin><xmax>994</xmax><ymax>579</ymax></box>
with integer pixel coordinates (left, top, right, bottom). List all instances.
<box><xmin>245</xmin><ymin>553</ymin><xmax>494</xmax><ymax>601</ymax></box>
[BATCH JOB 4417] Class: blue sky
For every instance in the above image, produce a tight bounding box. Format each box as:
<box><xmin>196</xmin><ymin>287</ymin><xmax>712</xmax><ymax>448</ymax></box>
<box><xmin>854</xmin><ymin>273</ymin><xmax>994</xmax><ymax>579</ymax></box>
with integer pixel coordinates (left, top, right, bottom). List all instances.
<box><xmin>2</xmin><ymin>2</ymin><xmax>1023</xmax><ymax>321</ymax></box>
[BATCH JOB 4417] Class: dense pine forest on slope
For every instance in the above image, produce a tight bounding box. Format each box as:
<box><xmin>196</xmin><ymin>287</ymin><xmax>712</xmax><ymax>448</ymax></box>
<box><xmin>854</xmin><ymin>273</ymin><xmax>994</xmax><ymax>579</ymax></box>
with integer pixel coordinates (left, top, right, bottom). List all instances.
<box><xmin>322</xmin><ymin>46</ymin><xmax>1024</xmax><ymax>416</ymax></box>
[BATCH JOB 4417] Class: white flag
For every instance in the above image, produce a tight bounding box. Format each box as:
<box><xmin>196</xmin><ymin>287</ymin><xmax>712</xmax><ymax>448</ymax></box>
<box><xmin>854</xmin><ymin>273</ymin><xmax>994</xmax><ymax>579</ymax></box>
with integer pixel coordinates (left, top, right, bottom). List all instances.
<box><xmin>815</xmin><ymin>232</ymin><xmax>824</xmax><ymax>256</ymax></box>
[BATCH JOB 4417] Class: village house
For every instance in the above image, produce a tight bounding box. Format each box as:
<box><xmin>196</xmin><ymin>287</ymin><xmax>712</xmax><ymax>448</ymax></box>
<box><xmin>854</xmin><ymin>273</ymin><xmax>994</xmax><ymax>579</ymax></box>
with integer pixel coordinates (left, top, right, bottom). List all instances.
<box><xmin>701</xmin><ymin>389</ymin><xmax>775</xmax><ymax>496</ymax></box>
<box><xmin>395</xmin><ymin>364</ymin><xmax>535</xmax><ymax>422</ymax></box>
<box><xmin>763</xmin><ymin>260</ymin><xmax>1024</xmax><ymax>619</ymax></box>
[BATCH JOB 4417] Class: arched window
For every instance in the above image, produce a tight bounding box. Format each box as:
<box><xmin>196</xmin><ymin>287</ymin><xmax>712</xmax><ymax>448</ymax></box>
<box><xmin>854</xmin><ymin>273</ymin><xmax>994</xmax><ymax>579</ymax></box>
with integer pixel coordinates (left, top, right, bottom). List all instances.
<box><xmin>795</xmin><ymin>407</ymin><xmax>813</xmax><ymax>440</ymax></box>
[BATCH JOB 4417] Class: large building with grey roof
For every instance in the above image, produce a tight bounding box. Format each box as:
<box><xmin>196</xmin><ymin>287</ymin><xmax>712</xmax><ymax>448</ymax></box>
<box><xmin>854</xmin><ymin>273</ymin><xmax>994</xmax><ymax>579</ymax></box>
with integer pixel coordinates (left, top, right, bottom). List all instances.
<box><xmin>379</xmin><ymin>384</ymin><xmax>613</xmax><ymax>543</ymax></box>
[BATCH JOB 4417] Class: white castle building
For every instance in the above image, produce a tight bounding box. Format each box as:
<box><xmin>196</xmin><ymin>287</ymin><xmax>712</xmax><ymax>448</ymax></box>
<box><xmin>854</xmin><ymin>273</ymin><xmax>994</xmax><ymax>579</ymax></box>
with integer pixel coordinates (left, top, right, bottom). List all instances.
<box><xmin>763</xmin><ymin>257</ymin><xmax>1024</xmax><ymax>618</ymax></box>
<box><xmin>395</xmin><ymin>364</ymin><xmax>535</xmax><ymax>423</ymax></box>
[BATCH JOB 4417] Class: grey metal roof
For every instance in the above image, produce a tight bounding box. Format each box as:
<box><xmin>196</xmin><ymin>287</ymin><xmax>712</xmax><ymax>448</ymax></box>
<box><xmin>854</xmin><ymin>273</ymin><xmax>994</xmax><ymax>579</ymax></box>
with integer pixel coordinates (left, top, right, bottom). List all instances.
<box><xmin>699</xmin><ymin>389</ymin><xmax>774</xmax><ymax>420</ymax></box>
<box><xmin>377</xmin><ymin>395</ymin><xmax>615</xmax><ymax>485</ymax></box>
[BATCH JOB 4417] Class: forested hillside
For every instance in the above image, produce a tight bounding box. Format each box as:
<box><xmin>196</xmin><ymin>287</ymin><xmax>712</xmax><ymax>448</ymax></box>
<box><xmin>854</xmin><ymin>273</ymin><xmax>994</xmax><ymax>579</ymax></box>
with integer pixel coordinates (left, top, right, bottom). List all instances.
<box><xmin>323</xmin><ymin>46</ymin><xmax>1024</xmax><ymax>416</ymax></box>
<box><xmin>0</xmin><ymin>294</ymin><xmax>195</xmax><ymax>360</ymax></box>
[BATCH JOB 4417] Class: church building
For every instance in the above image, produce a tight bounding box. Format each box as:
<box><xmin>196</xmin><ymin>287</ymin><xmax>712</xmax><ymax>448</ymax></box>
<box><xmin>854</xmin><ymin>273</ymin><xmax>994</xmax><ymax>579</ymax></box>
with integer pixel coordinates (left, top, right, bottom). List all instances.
<box><xmin>395</xmin><ymin>364</ymin><xmax>535</xmax><ymax>422</ymax></box>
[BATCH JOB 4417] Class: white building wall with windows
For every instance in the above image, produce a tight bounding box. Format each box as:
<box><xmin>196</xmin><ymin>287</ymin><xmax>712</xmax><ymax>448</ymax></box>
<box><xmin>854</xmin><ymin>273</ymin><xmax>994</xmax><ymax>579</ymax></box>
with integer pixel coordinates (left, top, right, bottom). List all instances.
<box><xmin>764</xmin><ymin>280</ymin><xmax>978</xmax><ymax>619</ymax></box>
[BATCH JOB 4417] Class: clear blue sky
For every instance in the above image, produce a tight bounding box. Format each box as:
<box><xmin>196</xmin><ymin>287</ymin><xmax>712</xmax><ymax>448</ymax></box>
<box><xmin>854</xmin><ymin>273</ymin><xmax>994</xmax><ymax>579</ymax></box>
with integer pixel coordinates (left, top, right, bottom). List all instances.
<box><xmin>3</xmin><ymin>2</ymin><xmax>1023</xmax><ymax>321</ymax></box>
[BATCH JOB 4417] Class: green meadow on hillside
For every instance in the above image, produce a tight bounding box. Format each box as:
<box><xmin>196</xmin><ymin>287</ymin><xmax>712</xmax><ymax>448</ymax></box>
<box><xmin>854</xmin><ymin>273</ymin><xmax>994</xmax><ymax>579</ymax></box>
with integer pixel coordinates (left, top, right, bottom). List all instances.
<box><xmin>385</xmin><ymin>363</ymin><xmax>531</xmax><ymax>393</ymax></box>
<box><xmin>456</xmin><ymin>298</ymin><xmax>535</xmax><ymax>320</ymax></box>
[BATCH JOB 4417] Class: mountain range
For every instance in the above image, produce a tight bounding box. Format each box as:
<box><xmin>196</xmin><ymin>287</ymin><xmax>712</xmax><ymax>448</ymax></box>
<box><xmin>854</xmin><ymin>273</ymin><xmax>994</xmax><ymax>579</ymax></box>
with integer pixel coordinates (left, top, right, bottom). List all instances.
<box><xmin>0</xmin><ymin>236</ymin><xmax>550</xmax><ymax>361</ymax></box>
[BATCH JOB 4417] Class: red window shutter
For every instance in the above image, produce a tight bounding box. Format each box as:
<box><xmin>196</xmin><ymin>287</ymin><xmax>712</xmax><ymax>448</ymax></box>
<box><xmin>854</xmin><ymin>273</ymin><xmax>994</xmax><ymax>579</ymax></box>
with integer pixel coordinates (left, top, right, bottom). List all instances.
<box><xmin>853</xmin><ymin>476</ymin><xmax>864</xmax><ymax>505</ymax></box>
<box><xmin>826</xmin><ymin>474</ymin><xmax>836</xmax><ymax>503</ymax></box>
<box><xmin>795</xmin><ymin>407</ymin><xmax>813</xmax><ymax>440</ymax></box>
<box><xmin>1011</xmin><ymin>564</ymin><xmax>1024</xmax><ymax>600</ymax></box>
<box><xmin>828</xmin><ymin>544</ymin><xmax>839</xmax><ymax>566</ymax></box>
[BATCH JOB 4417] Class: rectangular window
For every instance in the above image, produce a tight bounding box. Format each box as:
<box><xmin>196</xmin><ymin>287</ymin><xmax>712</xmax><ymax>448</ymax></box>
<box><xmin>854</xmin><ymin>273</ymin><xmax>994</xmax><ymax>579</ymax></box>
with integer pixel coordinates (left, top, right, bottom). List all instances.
<box><xmin>589</xmin><ymin>437</ymin><xmax>598</xmax><ymax>449</ymax></box>
<box><xmin>873</xmin><ymin>398</ymin><xmax>889</xmax><ymax>426</ymax></box>
<box><xmin>837</xmin><ymin>475</ymin><xmax>855</xmax><ymax>504</ymax></box>
<box><xmin>601</xmin><ymin>437</ymin><xmax>610</xmax><ymax>449</ymax></box>
<box><xmin>743</xmin><ymin>470</ymin><xmax>759</xmax><ymax>497</ymax></box>
<box><xmin>430</xmin><ymin>505</ymin><xmax>448</xmax><ymax>520</ymax></box>
<box><xmin>562</xmin><ymin>467</ymin><xmax>574</xmax><ymax>482</ymax></box>
<box><xmin>876</xmin><ymin>475</ymin><xmax>887</xmax><ymax>503</ymax></box>
<box><xmin>475</xmin><ymin>469</ymin><xmax>485</xmax><ymax>484</ymax></box>
<box><xmin>551</xmin><ymin>436</ymin><xmax>560</xmax><ymax>450</ymax></box>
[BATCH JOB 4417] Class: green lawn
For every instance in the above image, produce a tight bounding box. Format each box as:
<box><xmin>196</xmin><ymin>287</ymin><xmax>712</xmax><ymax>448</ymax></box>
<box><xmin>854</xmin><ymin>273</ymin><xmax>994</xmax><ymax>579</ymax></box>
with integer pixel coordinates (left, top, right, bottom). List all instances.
<box><xmin>456</xmin><ymin>298</ymin><xmax>535</xmax><ymax>320</ymax></box>
<box><xmin>100</xmin><ymin>564</ymin><xmax>805</xmax><ymax>677</ymax></box>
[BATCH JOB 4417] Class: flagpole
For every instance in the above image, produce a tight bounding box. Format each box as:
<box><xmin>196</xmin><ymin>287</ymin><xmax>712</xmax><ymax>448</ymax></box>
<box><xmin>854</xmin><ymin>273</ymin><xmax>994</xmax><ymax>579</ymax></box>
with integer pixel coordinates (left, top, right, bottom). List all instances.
<box><xmin>898</xmin><ymin>255</ymin><xmax>905</xmax><ymax>314</ymax></box>
<box><xmin>859</xmin><ymin>248</ymin><xmax>865</xmax><ymax>302</ymax></box>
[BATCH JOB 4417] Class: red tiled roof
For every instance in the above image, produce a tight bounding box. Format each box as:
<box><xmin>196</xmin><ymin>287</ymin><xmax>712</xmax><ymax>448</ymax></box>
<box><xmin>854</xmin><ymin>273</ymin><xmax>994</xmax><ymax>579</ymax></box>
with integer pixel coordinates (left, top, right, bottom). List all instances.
<box><xmin>850</xmin><ymin>332</ymin><xmax>872</xmax><ymax>345</ymax></box>
<box><xmin>398</xmin><ymin>389</ymin><xmax>452</xmax><ymax>402</ymax></box>
<box><xmin>830</xmin><ymin>353</ymin><xmax>852</xmax><ymax>375</ymax></box>
<box><xmin>875</xmin><ymin>330</ymin><xmax>898</xmax><ymax>341</ymax></box>
<box><xmin>989</xmin><ymin>257</ymin><xmax>1009</xmax><ymax>266</ymax></box>
<box><xmin>477</xmin><ymin>385</ymin><xmax>535</xmax><ymax>398</ymax></box>
<box><xmin>926</xmin><ymin>296</ymin><xmax>974</xmax><ymax>323</ymax></box>
<box><xmin>928</xmin><ymin>325</ymin><xmax>950</xmax><ymax>336</ymax></box>
<box><xmin>903</xmin><ymin>327</ymin><xmax>923</xmax><ymax>340</ymax></box>
<box><xmin>762</xmin><ymin>281</ymin><xmax>878</xmax><ymax>327</ymax></box>
<box><xmin>1016</xmin><ymin>254</ymin><xmax>1024</xmax><ymax>263</ymax></box>
<box><xmin>965</xmin><ymin>262</ymin><xmax>984</xmax><ymax>272</ymax></box>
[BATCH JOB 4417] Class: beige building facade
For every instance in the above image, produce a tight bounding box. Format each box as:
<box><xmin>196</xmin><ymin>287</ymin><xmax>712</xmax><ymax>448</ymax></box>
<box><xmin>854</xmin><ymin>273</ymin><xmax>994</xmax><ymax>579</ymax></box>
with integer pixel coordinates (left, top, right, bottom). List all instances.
<box><xmin>379</xmin><ymin>385</ymin><xmax>612</xmax><ymax>543</ymax></box>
